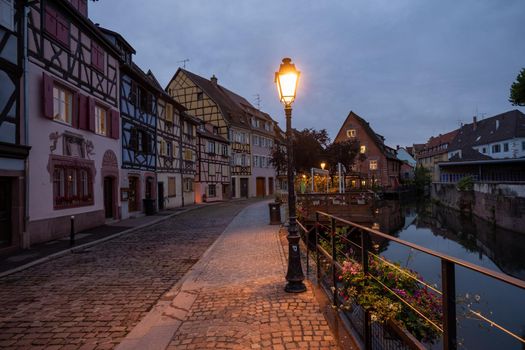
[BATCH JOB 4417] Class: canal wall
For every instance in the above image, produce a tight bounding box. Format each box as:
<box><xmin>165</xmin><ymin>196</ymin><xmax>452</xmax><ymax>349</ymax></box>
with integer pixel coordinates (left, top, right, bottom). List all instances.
<box><xmin>431</xmin><ymin>182</ymin><xmax>525</xmax><ymax>233</ymax></box>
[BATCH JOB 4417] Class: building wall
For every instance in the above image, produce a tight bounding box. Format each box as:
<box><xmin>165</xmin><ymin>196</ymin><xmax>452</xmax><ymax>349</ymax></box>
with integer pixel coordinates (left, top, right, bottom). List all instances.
<box><xmin>157</xmin><ymin>172</ymin><xmax>182</xmax><ymax>208</ymax></box>
<box><xmin>27</xmin><ymin>65</ymin><xmax>121</xmax><ymax>244</ymax></box>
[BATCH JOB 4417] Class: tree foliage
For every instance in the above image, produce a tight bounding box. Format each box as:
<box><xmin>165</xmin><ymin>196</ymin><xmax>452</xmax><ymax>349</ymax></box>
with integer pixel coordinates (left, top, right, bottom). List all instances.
<box><xmin>324</xmin><ymin>140</ymin><xmax>360</xmax><ymax>175</ymax></box>
<box><xmin>293</xmin><ymin>128</ymin><xmax>330</xmax><ymax>173</ymax></box>
<box><xmin>509</xmin><ymin>68</ymin><xmax>525</xmax><ymax>106</ymax></box>
<box><xmin>413</xmin><ymin>165</ymin><xmax>431</xmax><ymax>195</ymax></box>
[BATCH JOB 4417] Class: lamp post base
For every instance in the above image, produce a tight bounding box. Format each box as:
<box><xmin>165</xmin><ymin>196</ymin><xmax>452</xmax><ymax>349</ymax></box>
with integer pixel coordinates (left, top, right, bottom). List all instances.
<box><xmin>285</xmin><ymin>281</ymin><xmax>307</xmax><ymax>293</ymax></box>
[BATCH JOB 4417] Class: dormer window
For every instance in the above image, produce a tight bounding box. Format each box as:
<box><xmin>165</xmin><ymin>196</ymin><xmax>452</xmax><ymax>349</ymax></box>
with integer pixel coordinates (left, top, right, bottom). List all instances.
<box><xmin>347</xmin><ymin>129</ymin><xmax>356</xmax><ymax>138</ymax></box>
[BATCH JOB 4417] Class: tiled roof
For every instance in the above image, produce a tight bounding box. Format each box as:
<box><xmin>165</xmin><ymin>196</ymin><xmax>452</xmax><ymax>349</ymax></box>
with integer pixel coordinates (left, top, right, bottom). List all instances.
<box><xmin>417</xmin><ymin>130</ymin><xmax>458</xmax><ymax>158</ymax></box>
<box><xmin>448</xmin><ymin>147</ymin><xmax>492</xmax><ymax>162</ymax></box>
<box><xmin>449</xmin><ymin>110</ymin><xmax>525</xmax><ymax>152</ymax></box>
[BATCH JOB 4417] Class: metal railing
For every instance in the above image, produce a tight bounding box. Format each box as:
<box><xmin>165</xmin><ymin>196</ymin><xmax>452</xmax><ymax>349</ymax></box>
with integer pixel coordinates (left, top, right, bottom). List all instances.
<box><xmin>296</xmin><ymin>211</ymin><xmax>525</xmax><ymax>350</ymax></box>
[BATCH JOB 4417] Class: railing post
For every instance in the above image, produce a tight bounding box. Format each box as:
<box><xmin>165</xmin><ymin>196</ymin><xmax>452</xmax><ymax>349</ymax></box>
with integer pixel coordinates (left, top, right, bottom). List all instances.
<box><xmin>331</xmin><ymin>217</ymin><xmax>337</xmax><ymax>307</ymax></box>
<box><xmin>361</xmin><ymin>229</ymin><xmax>372</xmax><ymax>350</ymax></box>
<box><xmin>315</xmin><ymin>212</ymin><xmax>320</xmax><ymax>284</ymax></box>
<box><xmin>442</xmin><ymin>260</ymin><xmax>457</xmax><ymax>350</ymax></box>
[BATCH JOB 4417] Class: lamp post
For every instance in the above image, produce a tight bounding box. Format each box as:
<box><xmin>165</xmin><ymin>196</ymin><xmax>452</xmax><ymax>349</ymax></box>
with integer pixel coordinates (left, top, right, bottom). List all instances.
<box><xmin>275</xmin><ymin>57</ymin><xmax>306</xmax><ymax>293</ymax></box>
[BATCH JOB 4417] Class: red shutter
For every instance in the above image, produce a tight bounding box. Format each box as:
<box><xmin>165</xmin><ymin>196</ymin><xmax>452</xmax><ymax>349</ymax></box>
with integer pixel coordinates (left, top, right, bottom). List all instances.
<box><xmin>88</xmin><ymin>97</ymin><xmax>95</xmax><ymax>132</ymax></box>
<box><xmin>42</xmin><ymin>73</ymin><xmax>54</xmax><ymax>119</ymax></box>
<box><xmin>78</xmin><ymin>94</ymin><xmax>88</xmax><ymax>130</ymax></box>
<box><xmin>44</xmin><ymin>7</ymin><xmax>57</xmax><ymax>37</ymax></box>
<box><xmin>72</xmin><ymin>91</ymin><xmax>79</xmax><ymax>128</ymax></box>
<box><xmin>56</xmin><ymin>15</ymin><xmax>69</xmax><ymax>47</ymax></box>
<box><xmin>110</xmin><ymin>109</ymin><xmax>120</xmax><ymax>139</ymax></box>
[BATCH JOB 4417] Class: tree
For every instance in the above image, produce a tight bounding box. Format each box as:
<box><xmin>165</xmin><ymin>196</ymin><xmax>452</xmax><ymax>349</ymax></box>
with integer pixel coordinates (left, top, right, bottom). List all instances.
<box><xmin>413</xmin><ymin>165</ymin><xmax>431</xmax><ymax>195</ymax></box>
<box><xmin>269</xmin><ymin>143</ymin><xmax>287</xmax><ymax>175</ymax></box>
<box><xmin>509</xmin><ymin>68</ymin><xmax>525</xmax><ymax>106</ymax></box>
<box><xmin>324</xmin><ymin>139</ymin><xmax>360</xmax><ymax>176</ymax></box>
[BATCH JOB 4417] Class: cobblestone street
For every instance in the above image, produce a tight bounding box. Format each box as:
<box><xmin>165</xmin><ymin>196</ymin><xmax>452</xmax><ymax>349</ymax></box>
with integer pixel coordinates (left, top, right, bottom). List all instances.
<box><xmin>0</xmin><ymin>201</ymin><xmax>251</xmax><ymax>350</ymax></box>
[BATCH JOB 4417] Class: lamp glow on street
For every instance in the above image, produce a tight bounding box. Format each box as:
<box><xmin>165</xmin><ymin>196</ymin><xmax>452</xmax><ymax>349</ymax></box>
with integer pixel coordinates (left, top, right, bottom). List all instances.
<box><xmin>275</xmin><ymin>57</ymin><xmax>306</xmax><ymax>293</ymax></box>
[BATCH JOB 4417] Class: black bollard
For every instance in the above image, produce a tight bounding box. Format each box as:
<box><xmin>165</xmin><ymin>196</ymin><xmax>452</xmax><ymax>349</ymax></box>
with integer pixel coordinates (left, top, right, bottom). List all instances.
<box><xmin>70</xmin><ymin>215</ymin><xmax>75</xmax><ymax>246</ymax></box>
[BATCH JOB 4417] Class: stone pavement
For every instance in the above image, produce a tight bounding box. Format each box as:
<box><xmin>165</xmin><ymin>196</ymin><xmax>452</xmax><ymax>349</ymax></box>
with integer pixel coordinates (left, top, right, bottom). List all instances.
<box><xmin>118</xmin><ymin>200</ymin><xmax>340</xmax><ymax>350</ymax></box>
<box><xmin>0</xmin><ymin>201</ymin><xmax>252</xmax><ymax>349</ymax></box>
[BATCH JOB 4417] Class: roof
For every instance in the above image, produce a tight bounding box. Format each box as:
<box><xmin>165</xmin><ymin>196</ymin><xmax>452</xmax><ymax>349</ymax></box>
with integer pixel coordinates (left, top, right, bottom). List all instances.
<box><xmin>448</xmin><ymin>110</ymin><xmax>525</xmax><ymax>152</ymax></box>
<box><xmin>98</xmin><ymin>27</ymin><xmax>136</xmax><ymax>54</ymax></box>
<box><xmin>417</xmin><ymin>130</ymin><xmax>458</xmax><ymax>158</ymax></box>
<box><xmin>440</xmin><ymin>157</ymin><xmax>525</xmax><ymax>167</ymax></box>
<box><xmin>448</xmin><ymin>147</ymin><xmax>492</xmax><ymax>162</ymax></box>
<box><xmin>197</xmin><ymin>127</ymin><xmax>229</xmax><ymax>144</ymax></box>
<box><xmin>334</xmin><ymin>111</ymin><xmax>401</xmax><ymax>161</ymax></box>
<box><xmin>146</xmin><ymin>70</ymin><xmax>187</xmax><ymax>111</ymax></box>
<box><xmin>169</xmin><ymin>69</ymin><xmax>278</xmax><ymax>134</ymax></box>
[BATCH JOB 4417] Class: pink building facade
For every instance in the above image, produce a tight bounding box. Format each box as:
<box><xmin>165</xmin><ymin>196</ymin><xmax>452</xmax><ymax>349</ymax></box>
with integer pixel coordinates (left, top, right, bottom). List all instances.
<box><xmin>25</xmin><ymin>0</ymin><xmax>121</xmax><ymax>244</ymax></box>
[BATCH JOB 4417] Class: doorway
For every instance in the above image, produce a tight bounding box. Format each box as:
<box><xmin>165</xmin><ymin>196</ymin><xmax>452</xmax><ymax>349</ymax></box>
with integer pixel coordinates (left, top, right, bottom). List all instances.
<box><xmin>0</xmin><ymin>178</ymin><xmax>11</xmax><ymax>246</ymax></box>
<box><xmin>232</xmin><ymin>177</ymin><xmax>236</xmax><ymax>198</ymax></box>
<box><xmin>256</xmin><ymin>177</ymin><xmax>265</xmax><ymax>197</ymax></box>
<box><xmin>240</xmin><ymin>178</ymin><xmax>249</xmax><ymax>198</ymax></box>
<box><xmin>103</xmin><ymin>176</ymin><xmax>114</xmax><ymax>219</ymax></box>
<box><xmin>158</xmin><ymin>182</ymin><xmax>164</xmax><ymax>210</ymax></box>
<box><xmin>128</xmin><ymin>176</ymin><xmax>139</xmax><ymax>212</ymax></box>
<box><xmin>268</xmin><ymin>178</ymin><xmax>274</xmax><ymax>195</ymax></box>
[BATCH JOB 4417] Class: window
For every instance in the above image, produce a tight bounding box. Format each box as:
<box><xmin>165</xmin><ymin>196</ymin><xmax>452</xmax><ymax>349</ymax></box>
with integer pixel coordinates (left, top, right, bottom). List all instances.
<box><xmin>347</xmin><ymin>129</ymin><xmax>356</xmax><ymax>138</ymax></box>
<box><xmin>253</xmin><ymin>155</ymin><xmax>259</xmax><ymax>168</ymax></box>
<box><xmin>166</xmin><ymin>141</ymin><xmax>173</xmax><ymax>157</ymax></box>
<box><xmin>91</xmin><ymin>42</ymin><xmax>105</xmax><ymax>72</ymax></box>
<box><xmin>53</xmin><ymin>165</ymin><xmax>93</xmax><ymax>209</ymax></box>
<box><xmin>44</xmin><ymin>6</ymin><xmax>69</xmax><ymax>47</ymax></box>
<box><xmin>252</xmin><ymin>135</ymin><xmax>259</xmax><ymax>146</ymax></box>
<box><xmin>70</xmin><ymin>0</ymin><xmax>87</xmax><ymax>16</ymax></box>
<box><xmin>95</xmin><ymin>105</ymin><xmax>108</xmax><ymax>136</ymax></box>
<box><xmin>208</xmin><ymin>184</ymin><xmax>216</xmax><ymax>197</ymax></box>
<box><xmin>0</xmin><ymin>0</ymin><xmax>14</xmax><ymax>31</ymax></box>
<box><xmin>221</xmin><ymin>144</ymin><xmax>228</xmax><ymax>156</ymax></box>
<box><xmin>183</xmin><ymin>178</ymin><xmax>193</xmax><ymax>192</ymax></box>
<box><xmin>492</xmin><ymin>144</ymin><xmax>501</xmax><ymax>153</ymax></box>
<box><xmin>53</xmin><ymin>85</ymin><xmax>73</xmax><ymax>124</ymax></box>
<box><xmin>503</xmin><ymin>143</ymin><xmax>509</xmax><ymax>152</ymax></box>
<box><xmin>197</xmin><ymin>92</ymin><xmax>203</xmax><ymax>100</ymax></box>
<box><xmin>360</xmin><ymin>145</ymin><xmax>366</xmax><ymax>154</ymax></box>
<box><xmin>207</xmin><ymin>141</ymin><xmax>216</xmax><ymax>154</ymax></box>
<box><xmin>166</xmin><ymin>104</ymin><xmax>174</xmax><ymax>123</ymax></box>
<box><xmin>168</xmin><ymin>177</ymin><xmax>176</xmax><ymax>197</ymax></box>
<box><xmin>482</xmin><ymin>147</ymin><xmax>487</xmax><ymax>154</ymax></box>
<box><xmin>209</xmin><ymin>163</ymin><xmax>216</xmax><ymax>175</ymax></box>
<box><xmin>369</xmin><ymin>160</ymin><xmax>378</xmax><ymax>170</ymax></box>
<box><xmin>184</xmin><ymin>149</ymin><xmax>193</xmax><ymax>161</ymax></box>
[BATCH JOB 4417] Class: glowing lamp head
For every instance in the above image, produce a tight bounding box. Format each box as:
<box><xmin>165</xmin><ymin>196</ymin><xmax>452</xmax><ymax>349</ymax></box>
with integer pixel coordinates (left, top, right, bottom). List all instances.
<box><xmin>275</xmin><ymin>58</ymin><xmax>300</xmax><ymax>107</ymax></box>
<box><xmin>320</xmin><ymin>162</ymin><xmax>326</xmax><ymax>170</ymax></box>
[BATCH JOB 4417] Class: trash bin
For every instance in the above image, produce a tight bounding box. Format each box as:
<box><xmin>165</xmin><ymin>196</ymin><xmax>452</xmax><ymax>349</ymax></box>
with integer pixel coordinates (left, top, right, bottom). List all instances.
<box><xmin>268</xmin><ymin>202</ymin><xmax>281</xmax><ymax>225</ymax></box>
<box><xmin>143</xmin><ymin>198</ymin><xmax>156</xmax><ymax>216</ymax></box>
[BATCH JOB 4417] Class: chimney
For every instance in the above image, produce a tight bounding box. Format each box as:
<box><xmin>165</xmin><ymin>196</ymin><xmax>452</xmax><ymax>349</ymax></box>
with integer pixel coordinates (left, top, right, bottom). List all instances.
<box><xmin>473</xmin><ymin>116</ymin><xmax>477</xmax><ymax>130</ymax></box>
<box><xmin>210</xmin><ymin>75</ymin><xmax>218</xmax><ymax>86</ymax></box>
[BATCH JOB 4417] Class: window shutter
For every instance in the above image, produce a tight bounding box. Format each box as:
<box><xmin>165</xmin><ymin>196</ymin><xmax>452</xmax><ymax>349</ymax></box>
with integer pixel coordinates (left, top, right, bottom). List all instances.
<box><xmin>71</xmin><ymin>91</ymin><xmax>79</xmax><ymax>128</ymax></box>
<box><xmin>42</xmin><ymin>73</ymin><xmax>54</xmax><ymax>119</ymax></box>
<box><xmin>78</xmin><ymin>94</ymin><xmax>88</xmax><ymax>130</ymax></box>
<box><xmin>91</xmin><ymin>43</ymin><xmax>97</xmax><ymax>68</ymax></box>
<box><xmin>56</xmin><ymin>15</ymin><xmax>69</xmax><ymax>47</ymax></box>
<box><xmin>44</xmin><ymin>7</ymin><xmax>57</xmax><ymax>37</ymax></box>
<box><xmin>78</xmin><ymin>0</ymin><xmax>87</xmax><ymax>16</ymax></box>
<box><xmin>87</xmin><ymin>97</ymin><xmax>95</xmax><ymax>132</ymax></box>
<box><xmin>110</xmin><ymin>109</ymin><xmax>120</xmax><ymax>139</ymax></box>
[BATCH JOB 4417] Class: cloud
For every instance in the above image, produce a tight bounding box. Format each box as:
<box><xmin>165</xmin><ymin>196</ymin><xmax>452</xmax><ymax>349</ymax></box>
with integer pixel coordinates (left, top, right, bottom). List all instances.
<box><xmin>90</xmin><ymin>0</ymin><xmax>525</xmax><ymax>147</ymax></box>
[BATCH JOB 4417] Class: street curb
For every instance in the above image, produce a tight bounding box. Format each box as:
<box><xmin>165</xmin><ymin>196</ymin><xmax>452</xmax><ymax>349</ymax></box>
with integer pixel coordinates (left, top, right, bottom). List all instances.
<box><xmin>0</xmin><ymin>204</ymin><xmax>213</xmax><ymax>279</ymax></box>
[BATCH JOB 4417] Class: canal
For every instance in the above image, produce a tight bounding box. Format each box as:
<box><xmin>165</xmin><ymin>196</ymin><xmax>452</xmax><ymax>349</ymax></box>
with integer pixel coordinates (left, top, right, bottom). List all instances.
<box><xmin>375</xmin><ymin>200</ymin><xmax>525</xmax><ymax>350</ymax></box>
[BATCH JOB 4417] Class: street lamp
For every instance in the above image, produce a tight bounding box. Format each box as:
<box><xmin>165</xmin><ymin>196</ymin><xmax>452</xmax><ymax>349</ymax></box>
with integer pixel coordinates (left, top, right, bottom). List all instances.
<box><xmin>275</xmin><ymin>57</ymin><xmax>306</xmax><ymax>293</ymax></box>
<box><xmin>320</xmin><ymin>162</ymin><xmax>326</xmax><ymax>170</ymax></box>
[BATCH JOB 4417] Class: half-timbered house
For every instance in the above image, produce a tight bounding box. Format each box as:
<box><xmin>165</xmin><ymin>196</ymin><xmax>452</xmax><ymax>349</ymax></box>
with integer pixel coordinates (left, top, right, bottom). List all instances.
<box><xmin>0</xmin><ymin>0</ymin><xmax>31</xmax><ymax>252</ymax></box>
<box><xmin>99</xmin><ymin>27</ymin><xmax>160</xmax><ymax>218</ymax></box>
<box><xmin>196</xmin><ymin>122</ymin><xmax>230</xmax><ymax>202</ymax></box>
<box><xmin>180</xmin><ymin>113</ymin><xmax>199</xmax><ymax>206</ymax></box>
<box><xmin>167</xmin><ymin>69</ymin><xmax>280</xmax><ymax>198</ymax></box>
<box><xmin>146</xmin><ymin>70</ymin><xmax>185</xmax><ymax>210</ymax></box>
<box><xmin>25</xmin><ymin>0</ymin><xmax>121</xmax><ymax>244</ymax></box>
<box><xmin>334</xmin><ymin>111</ymin><xmax>402</xmax><ymax>190</ymax></box>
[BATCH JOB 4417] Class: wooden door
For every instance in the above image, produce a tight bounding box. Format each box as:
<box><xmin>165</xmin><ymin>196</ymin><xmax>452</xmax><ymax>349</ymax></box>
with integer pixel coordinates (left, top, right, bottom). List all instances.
<box><xmin>256</xmin><ymin>177</ymin><xmax>265</xmax><ymax>197</ymax></box>
<box><xmin>240</xmin><ymin>178</ymin><xmax>248</xmax><ymax>198</ymax></box>
<box><xmin>0</xmin><ymin>178</ymin><xmax>11</xmax><ymax>246</ymax></box>
<box><xmin>103</xmin><ymin>177</ymin><xmax>114</xmax><ymax>218</ymax></box>
<box><xmin>158</xmin><ymin>182</ymin><xmax>164</xmax><ymax>210</ymax></box>
<box><xmin>128</xmin><ymin>176</ymin><xmax>138</xmax><ymax>212</ymax></box>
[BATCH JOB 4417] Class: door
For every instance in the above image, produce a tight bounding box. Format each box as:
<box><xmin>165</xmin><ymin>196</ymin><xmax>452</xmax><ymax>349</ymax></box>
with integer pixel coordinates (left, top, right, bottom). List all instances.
<box><xmin>103</xmin><ymin>177</ymin><xmax>114</xmax><ymax>219</ymax></box>
<box><xmin>240</xmin><ymin>178</ymin><xmax>249</xmax><ymax>198</ymax></box>
<box><xmin>0</xmin><ymin>178</ymin><xmax>11</xmax><ymax>246</ymax></box>
<box><xmin>128</xmin><ymin>176</ymin><xmax>138</xmax><ymax>212</ymax></box>
<box><xmin>232</xmin><ymin>177</ymin><xmax>236</xmax><ymax>198</ymax></box>
<box><xmin>256</xmin><ymin>177</ymin><xmax>265</xmax><ymax>197</ymax></box>
<box><xmin>158</xmin><ymin>182</ymin><xmax>164</xmax><ymax>210</ymax></box>
<box><xmin>268</xmin><ymin>178</ymin><xmax>274</xmax><ymax>195</ymax></box>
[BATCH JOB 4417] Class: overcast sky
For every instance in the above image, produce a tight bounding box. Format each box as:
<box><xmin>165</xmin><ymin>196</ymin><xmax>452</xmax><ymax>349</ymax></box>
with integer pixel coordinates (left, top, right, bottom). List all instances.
<box><xmin>90</xmin><ymin>0</ymin><xmax>524</xmax><ymax>147</ymax></box>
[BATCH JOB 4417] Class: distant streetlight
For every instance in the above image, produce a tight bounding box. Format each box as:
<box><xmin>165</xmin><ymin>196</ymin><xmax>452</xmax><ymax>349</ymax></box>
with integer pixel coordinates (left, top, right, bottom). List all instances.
<box><xmin>320</xmin><ymin>162</ymin><xmax>326</xmax><ymax>170</ymax></box>
<box><xmin>275</xmin><ymin>57</ymin><xmax>306</xmax><ymax>293</ymax></box>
